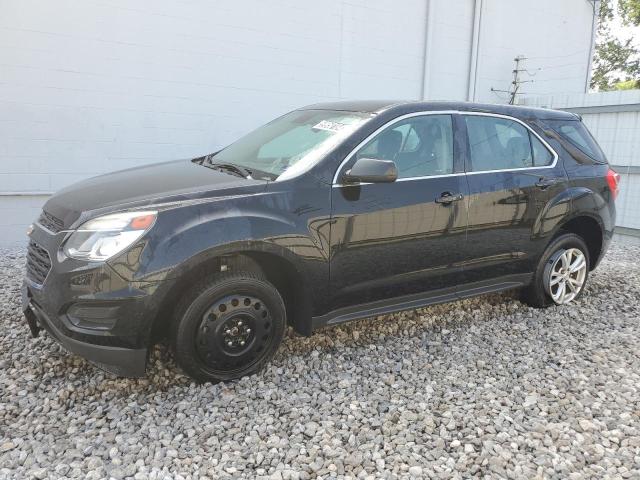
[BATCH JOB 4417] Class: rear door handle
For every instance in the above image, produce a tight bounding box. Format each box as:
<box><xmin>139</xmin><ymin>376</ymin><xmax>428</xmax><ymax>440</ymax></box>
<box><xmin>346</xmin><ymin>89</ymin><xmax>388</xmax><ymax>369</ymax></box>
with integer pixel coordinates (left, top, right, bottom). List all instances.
<box><xmin>435</xmin><ymin>192</ymin><xmax>463</xmax><ymax>204</ymax></box>
<box><xmin>535</xmin><ymin>177</ymin><xmax>560</xmax><ymax>189</ymax></box>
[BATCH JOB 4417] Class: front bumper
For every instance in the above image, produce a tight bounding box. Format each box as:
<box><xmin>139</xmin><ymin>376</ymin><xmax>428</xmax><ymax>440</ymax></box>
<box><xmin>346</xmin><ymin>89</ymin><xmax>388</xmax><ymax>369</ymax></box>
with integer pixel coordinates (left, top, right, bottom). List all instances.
<box><xmin>21</xmin><ymin>223</ymin><xmax>169</xmax><ymax>377</ymax></box>
<box><xmin>23</xmin><ymin>291</ymin><xmax>147</xmax><ymax>377</ymax></box>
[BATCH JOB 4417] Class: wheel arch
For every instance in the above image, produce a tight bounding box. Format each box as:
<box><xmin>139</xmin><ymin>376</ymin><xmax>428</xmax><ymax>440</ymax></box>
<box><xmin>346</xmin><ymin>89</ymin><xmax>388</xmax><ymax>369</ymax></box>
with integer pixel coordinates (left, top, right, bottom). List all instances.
<box><xmin>553</xmin><ymin>214</ymin><xmax>604</xmax><ymax>271</ymax></box>
<box><xmin>534</xmin><ymin>186</ymin><xmax>609</xmax><ymax>271</ymax></box>
<box><xmin>150</xmin><ymin>244</ymin><xmax>314</xmax><ymax>342</ymax></box>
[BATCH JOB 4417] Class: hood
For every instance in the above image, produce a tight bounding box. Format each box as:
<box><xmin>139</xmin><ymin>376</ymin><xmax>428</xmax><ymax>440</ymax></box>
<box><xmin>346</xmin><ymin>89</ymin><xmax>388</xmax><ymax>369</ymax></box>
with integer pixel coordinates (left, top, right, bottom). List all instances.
<box><xmin>43</xmin><ymin>159</ymin><xmax>268</xmax><ymax>228</ymax></box>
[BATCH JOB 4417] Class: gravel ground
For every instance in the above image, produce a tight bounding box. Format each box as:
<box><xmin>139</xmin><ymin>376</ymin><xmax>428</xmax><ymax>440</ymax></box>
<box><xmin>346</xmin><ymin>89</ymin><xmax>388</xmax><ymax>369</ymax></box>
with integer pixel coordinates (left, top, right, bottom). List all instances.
<box><xmin>1</xmin><ymin>243</ymin><xmax>639</xmax><ymax>480</ymax></box>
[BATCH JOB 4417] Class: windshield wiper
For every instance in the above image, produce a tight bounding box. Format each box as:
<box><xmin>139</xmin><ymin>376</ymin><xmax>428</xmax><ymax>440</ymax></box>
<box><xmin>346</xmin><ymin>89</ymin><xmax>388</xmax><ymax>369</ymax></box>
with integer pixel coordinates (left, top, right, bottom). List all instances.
<box><xmin>197</xmin><ymin>154</ymin><xmax>276</xmax><ymax>180</ymax></box>
<box><xmin>204</xmin><ymin>158</ymin><xmax>253</xmax><ymax>179</ymax></box>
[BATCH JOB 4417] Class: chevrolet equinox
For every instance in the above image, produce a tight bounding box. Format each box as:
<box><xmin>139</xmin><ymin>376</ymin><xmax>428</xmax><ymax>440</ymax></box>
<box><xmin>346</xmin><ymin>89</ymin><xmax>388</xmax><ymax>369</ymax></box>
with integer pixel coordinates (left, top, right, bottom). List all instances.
<box><xmin>22</xmin><ymin>101</ymin><xmax>618</xmax><ymax>383</ymax></box>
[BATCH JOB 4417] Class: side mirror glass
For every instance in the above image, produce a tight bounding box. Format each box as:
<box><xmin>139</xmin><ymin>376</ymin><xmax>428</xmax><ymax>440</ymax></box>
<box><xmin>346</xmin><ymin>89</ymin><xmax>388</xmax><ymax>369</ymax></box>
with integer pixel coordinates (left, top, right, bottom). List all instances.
<box><xmin>342</xmin><ymin>158</ymin><xmax>398</xmax><ymax>184</ymax></box>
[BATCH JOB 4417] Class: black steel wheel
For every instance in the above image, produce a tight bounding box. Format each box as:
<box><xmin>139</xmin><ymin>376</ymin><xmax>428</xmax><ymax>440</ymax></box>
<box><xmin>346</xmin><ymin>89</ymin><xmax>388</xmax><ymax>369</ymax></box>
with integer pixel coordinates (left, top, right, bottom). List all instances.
<box><xmin>171</xmin><ymin>272</ymin><xmax>286</xmax><ymax>383</ymax></box>
<box><xmin>195</xmin><ymin>294</ymin><xmax>275</xmax><ymax>374</ymax></box>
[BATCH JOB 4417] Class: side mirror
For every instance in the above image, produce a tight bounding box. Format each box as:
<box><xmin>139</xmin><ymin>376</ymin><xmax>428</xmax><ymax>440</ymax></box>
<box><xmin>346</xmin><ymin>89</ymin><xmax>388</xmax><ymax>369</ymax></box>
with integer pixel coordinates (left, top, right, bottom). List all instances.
<box><xmin>342</xmin><ymin>158</ymin><xmax>398</xmax><ymax>184</ymax></box>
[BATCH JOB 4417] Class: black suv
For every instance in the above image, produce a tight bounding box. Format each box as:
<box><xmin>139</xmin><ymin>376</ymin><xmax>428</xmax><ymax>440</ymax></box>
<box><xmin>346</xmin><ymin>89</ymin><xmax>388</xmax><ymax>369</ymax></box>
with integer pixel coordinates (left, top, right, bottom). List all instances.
<box><xmin>22</xmin><ymin>101</ymin><xmax>618</xmax><ymax>383</ymax></box>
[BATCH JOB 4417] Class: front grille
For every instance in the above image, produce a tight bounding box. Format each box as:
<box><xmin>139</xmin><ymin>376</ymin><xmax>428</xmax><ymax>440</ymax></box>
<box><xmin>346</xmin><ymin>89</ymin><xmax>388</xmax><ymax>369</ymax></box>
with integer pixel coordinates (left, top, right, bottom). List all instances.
<box><xmin>37</xmin><ymin>210</ymin><xmax>64</xmax><ymax>233</ymax></box>
<box><xmin>26</xmin><ymin>240</ymin><xmax>52</xmax><ymax>285</ymax></box>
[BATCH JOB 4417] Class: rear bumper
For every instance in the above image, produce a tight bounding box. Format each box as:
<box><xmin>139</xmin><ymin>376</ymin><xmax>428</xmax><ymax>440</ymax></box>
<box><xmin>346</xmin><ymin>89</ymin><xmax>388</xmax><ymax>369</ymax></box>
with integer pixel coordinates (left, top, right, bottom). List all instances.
<box><xmin>23</xmin><ymin>284</ymin><xmax>148</xmax><ymax>377</ymax></box>
<box><xmin>594</xmin><ymin>233</ymin><xmax>612</xmax><ymax>269</ymax></box>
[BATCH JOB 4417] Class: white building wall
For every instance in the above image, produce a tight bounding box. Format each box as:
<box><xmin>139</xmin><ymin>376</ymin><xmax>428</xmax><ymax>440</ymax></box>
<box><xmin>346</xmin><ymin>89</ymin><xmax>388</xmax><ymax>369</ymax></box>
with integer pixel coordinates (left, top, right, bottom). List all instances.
<box><xmin>0</xmin><ymin>0</ymin><xmax>596</xmax><ymax>245</ymax></box>
<box><xmin>423</xmin><ymin>0</ymin><xmax>596</xmax><ymax>102</ymax></box>
<box><xmin>425</xmin><ymin>0</ymin><xmax>476</xmax><ymax>100</ymax></box>
<box><xmin>471</xmin><ymin>0</ymin><xmax>596</xmax><ymax>102</ymax></box>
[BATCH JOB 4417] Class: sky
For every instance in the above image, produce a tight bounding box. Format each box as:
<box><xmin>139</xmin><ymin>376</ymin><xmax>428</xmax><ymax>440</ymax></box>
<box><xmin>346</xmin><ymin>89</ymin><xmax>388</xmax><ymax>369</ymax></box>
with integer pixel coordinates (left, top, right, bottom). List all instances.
<box><xmin>607</xmin><ymin>6</ymin><xmax>640</xmax><ymax>47</ymax></box>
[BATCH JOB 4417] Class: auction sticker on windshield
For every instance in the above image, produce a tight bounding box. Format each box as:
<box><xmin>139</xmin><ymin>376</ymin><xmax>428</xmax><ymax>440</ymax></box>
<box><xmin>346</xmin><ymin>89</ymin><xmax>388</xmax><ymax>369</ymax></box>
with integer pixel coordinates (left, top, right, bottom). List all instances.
<box><xmin>312</xmin><ymin>120</ymin><xmax>346</xmax><ymax>133</ymax></box>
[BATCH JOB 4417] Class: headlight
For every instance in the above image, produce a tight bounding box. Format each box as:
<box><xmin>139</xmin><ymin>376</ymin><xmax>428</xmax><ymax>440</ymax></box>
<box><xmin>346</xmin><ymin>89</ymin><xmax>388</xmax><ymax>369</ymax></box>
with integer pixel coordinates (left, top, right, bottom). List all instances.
<box><xmin>63</xmin><ymin>211</ymin><xmax>157</xmax><ymax>261</ymax></box>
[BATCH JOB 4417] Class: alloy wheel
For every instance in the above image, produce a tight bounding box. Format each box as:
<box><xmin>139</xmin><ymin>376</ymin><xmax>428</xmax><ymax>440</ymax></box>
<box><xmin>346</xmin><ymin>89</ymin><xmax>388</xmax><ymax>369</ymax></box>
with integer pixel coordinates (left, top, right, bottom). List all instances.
<box><xmin>544</xmin><ymin>248</ymin><xmax>587</xmax><ymax>305</ymax></box>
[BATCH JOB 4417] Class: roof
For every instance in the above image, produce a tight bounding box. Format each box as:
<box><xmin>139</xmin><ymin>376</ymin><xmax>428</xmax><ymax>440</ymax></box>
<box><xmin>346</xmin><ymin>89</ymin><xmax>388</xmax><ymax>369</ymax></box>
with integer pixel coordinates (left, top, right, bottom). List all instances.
<box><xmin>301</xmin><ymin>99</ymin><xmax>577</xmax><ymax>121</ymax></box>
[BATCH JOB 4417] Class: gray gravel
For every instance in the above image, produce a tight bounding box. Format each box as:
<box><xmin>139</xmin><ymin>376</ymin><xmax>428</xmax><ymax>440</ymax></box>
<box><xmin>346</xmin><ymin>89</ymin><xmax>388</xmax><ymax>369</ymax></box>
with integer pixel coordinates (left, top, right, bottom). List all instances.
<box><xmin>1</xmin><ymin>243</ymin><xmax>639</xmax><ymax>480</ymax></box>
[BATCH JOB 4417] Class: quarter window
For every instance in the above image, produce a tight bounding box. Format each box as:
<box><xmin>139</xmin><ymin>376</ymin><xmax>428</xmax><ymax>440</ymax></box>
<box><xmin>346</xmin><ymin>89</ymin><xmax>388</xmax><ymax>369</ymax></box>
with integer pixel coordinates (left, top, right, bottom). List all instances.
<box><xmin>531</xmin><ymin>133</ymin><xmax>554</xmax><ymax>166</ymax></box>
<box><xmin>464</xmin><ymin>116</ymin><xmax>554</xmax><ymax>172</ymax></box>
<box><xmin>544</xmin><ymin>119</ymin><xmax>606</xmax><ymax>163</ymax></box>
<box><xmin>355</xmin><ymin>115</ymin><xmax>454</xmax><ymax>178</ymax></box>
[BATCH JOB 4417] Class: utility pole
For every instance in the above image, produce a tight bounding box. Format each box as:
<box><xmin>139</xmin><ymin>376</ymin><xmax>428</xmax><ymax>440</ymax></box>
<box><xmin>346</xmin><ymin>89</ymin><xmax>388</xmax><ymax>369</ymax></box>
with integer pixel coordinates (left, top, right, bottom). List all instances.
<box><xmin>509</xmin><ymin>55</ymin><xmax>526</xmax><ymax>104</ymax></box>
<box><xmin>491</xmin><ymin>55</ymin><xmax>535</xmax><ymax>105</ymax></box>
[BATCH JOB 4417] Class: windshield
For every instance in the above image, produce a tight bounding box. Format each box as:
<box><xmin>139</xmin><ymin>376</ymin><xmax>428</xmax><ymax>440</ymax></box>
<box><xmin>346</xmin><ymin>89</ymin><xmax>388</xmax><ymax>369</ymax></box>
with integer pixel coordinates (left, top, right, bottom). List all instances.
<box><xmin>209</xmin><ymin>110</ymin><xmax>372</xmax><ymax>180</ymax></box>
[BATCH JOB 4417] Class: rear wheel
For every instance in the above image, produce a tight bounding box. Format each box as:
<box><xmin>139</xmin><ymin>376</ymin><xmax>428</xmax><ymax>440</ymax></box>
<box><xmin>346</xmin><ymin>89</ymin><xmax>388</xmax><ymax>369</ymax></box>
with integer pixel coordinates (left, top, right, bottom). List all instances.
<box><xmin>521</xmin><ymin>233</ymin><xmax>590</xmax><ymax>308</ymax></box>
<box><xmin>171</xmin><ymin>272</ymin><xmax>286</xmax><ymax>383</ymax></box>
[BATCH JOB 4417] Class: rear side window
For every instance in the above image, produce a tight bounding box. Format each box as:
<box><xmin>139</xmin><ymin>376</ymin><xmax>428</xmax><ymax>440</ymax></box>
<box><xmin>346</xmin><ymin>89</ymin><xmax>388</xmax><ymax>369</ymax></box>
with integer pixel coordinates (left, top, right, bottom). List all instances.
<box><xmin>544</xmin><ymin>119</ymin><xmax>607</xmax><ymax>163</ymax></box>
<box><xmin>464</xmin><ymin>115</ymin><xmax>555</xmax><ymax>172</ymax></box>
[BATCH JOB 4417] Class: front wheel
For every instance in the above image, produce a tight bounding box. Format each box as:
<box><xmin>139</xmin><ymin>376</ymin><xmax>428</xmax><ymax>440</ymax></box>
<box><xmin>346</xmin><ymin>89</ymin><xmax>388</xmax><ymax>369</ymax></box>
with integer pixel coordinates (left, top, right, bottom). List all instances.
<box><xmin>521</xmin><ymin>233</ymin><xmax>590</xmax><ymax>308</ymax></box>
<box><xmin>171</xmin><ymin>272</ymin><xmax>286</xmax><ymax>383</ymax></box>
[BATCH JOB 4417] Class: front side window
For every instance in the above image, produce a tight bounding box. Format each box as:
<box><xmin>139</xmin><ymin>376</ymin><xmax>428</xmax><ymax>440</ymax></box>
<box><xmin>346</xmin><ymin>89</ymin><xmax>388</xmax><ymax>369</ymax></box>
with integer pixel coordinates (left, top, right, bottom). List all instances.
<box><xmin>354</xmin><ymin>114</ymin><xmax>454</xmax><ymax>178</ymax></box>
<box><xmin>210</xmin><ymin>110</ymin><xmax>372</xmax><ymax>180</ymax></box>
<box><xmin>464</xmin><ymin>115</ymin><xmax>554</xmax><ymax>172</ymax></box>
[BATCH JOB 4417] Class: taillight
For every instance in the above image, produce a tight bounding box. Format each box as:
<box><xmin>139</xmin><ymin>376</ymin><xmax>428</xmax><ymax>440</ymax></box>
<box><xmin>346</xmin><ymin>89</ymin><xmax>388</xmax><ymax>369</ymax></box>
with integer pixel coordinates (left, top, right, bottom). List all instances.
<box><xmin>606</xmin><ymin>168</ymin><xmax>621</xmax><ymax>200</ymax></box>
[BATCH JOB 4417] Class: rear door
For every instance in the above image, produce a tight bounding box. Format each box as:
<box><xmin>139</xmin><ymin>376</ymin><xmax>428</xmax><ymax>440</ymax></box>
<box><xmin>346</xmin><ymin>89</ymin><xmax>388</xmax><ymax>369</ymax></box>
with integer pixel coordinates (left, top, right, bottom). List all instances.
<box><xmin>460</xmin><ymin>113</ymin><xmax>566</xmax><ymax>286</ymax></box>
<box><xmin>329</xmin><ymin>113</ymin><xmax>468</xmax><ymax>311</ymax></box>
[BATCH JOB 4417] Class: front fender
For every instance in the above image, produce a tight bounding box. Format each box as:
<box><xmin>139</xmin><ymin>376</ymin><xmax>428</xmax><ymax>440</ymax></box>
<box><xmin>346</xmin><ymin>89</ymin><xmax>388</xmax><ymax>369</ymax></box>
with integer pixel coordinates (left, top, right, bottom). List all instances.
<box><xmin>111</xmin><ymin>200</ymin><xmax>324</xmax><ymax>281</ymax></box>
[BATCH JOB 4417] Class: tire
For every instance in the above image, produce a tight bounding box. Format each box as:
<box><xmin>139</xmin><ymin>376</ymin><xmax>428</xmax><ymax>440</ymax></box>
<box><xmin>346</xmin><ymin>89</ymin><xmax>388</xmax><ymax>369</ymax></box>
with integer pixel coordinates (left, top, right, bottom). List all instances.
<box><xmin>171</xmin><ymin>271</ymin><xmax>286</xmax><ymax>383</ymax></box>
<box><xmin>521</xmin><ymin>233</ymin><xmax>590</xmax><ymax>308</ymax></box>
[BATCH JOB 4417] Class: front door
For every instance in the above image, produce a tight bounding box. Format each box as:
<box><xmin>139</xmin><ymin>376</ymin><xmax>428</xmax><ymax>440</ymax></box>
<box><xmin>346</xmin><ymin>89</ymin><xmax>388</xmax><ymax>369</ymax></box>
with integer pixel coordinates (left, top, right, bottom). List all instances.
<box><xmin>460</xmin><ymin>113</ymin><xmax>566</xmax><ymax>285</ymax></box>
<box><xmin>329</xmin><ymin>113</ymin><xmax>468</xmax><ymax>311</ymax></box>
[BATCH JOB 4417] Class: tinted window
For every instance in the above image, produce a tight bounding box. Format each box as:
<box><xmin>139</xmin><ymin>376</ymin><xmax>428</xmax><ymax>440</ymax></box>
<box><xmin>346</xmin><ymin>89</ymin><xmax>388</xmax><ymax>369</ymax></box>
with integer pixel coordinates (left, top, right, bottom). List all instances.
<box><xmin>464</xmin><ymin>116</ymin><xmax>553</xmax><ymax>171</ymax></box>
<box><xmin>356</xmin><ymin>115</ymin><xmax>454</xmax><ymax>178</ymax></box>
<box><xmin>545</xmin><ymin>119</ymin><xmax>607</xmax><ymax>163</ymax></box>
<box><xmin>530</xmin><ymin>133</ymin><xmax>554</xmax><ymax>166</ymax></box>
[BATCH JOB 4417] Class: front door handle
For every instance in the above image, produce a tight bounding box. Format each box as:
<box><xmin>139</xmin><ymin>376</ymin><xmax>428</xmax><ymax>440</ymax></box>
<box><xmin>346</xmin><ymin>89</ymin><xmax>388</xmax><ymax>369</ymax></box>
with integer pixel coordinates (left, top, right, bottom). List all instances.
<box><xmin>535</xmin><ymin>177</ymin><xmax>560</xmax><ymax>189</ymax></box>
<box><xmin>435</xmin><ymin>192</ymin><xmax>463</xmax><ymax>204</ymax></box>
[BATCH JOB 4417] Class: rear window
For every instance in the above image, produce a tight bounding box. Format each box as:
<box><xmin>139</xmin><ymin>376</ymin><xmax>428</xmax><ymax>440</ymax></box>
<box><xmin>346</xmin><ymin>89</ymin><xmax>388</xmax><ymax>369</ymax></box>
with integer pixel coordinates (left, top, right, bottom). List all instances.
<box><xmin>545</xmin><ymin>119</ymin><xmax>607</xmax><ymax>163</ymax></box>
